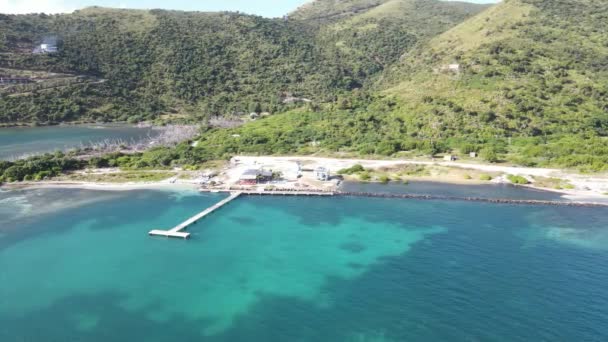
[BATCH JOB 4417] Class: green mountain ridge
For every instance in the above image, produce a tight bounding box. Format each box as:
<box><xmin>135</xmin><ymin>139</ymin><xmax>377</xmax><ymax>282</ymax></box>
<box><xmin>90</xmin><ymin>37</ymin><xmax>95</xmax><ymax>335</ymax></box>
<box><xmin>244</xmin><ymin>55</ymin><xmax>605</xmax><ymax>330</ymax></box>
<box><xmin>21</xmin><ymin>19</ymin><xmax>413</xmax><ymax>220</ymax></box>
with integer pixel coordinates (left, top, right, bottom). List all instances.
<box><xmin>193</xmin><ymin>0</ymin><xmax>608</xmax><ymax>171</ymax></box>
<box><xmin>1</xmin><ymin>0</ymin><xmax>608</xmax><ymax>171</ymax></box>
<box><xmin>0</xmin><ymin>1</ymin><xmax>485</xmax><ymax>124</ymax></box>
<box><xmin>290</xmin><ymin>0</ymin><xmax>389</xmax><ymax>21</ymax></box>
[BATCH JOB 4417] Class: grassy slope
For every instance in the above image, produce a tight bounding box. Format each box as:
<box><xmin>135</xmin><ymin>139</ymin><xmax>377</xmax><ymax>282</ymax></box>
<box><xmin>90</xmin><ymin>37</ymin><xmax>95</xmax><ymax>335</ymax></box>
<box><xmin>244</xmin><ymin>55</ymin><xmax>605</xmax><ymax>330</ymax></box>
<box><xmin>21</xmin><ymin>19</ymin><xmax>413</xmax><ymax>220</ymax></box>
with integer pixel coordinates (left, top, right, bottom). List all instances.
<box><xmin>379</xmin><ymin>0</ymin><xmax>536</xmax><ymax>138</ymax></box>
<box><xmin>375</xmin><ymin>0</ymin><xmax>608</xmax><ymax>169</ymax></box>
<box><xmin>306</xmin><ymin>0</ymin><xmax>489</xmax><ymax>90</ymax></box>
<box><xmin>289</xmin><ymin>0</ymin><xmax>388</xmax><ymax>21</ymax></box>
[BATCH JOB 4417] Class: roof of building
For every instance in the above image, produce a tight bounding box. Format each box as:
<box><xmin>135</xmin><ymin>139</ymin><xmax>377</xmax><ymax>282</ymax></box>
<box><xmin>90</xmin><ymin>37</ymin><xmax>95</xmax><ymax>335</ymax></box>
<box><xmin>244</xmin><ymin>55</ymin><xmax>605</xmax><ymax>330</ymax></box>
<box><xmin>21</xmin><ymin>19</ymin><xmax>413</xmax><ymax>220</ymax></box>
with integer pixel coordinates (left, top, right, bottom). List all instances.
<box><xmin>240</xmin><ymin>169</ymin><xmax>273</xmax><ymax>180</ymax></box>
<box><xmin>240</xmin><ymin>169</ymin><xmax>258</xmax><ymax>180</ymax></box>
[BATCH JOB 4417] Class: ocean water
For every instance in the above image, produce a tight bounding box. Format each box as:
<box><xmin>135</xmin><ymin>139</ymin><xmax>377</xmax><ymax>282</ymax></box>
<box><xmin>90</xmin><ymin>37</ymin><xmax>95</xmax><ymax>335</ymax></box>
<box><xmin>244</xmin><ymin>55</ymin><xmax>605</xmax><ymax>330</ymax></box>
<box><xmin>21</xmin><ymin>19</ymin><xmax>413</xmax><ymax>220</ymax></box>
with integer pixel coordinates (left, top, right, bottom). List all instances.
<box><xmin>0</xmin><ymin>124</ymin><xmax>159</xmax><ymax>160</ymax></box>
<box><xmin>1</xmin><ymin>188</ymin><xmax>608</xmax><ymax>341</ymax></box>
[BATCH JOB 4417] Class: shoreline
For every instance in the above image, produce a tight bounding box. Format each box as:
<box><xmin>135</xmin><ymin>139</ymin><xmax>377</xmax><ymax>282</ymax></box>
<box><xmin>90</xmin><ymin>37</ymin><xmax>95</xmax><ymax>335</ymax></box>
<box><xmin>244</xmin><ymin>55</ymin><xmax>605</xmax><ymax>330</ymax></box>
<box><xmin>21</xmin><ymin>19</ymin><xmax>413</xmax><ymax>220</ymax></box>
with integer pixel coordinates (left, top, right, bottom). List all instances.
<box><xmin>1</xmin><ymin>179</ymin><xmax>200</xmax><ymax>192</ymax></box>
<box><xmin>2</xmin><ymin>155</ymin><xmax>607</xmax><ymax>205</ymax></box>
<box><xmin>3</xmin><ymin>176</ymin><xmax>608</xmax><ymax>207</ymax></box>
<box><xmin>231</xmin><ymin>156</ymin><xmax>608</xmax><ymax>198</ymax></box>
<box><xmin>0</xmin><ymin>120</ymin><xmax>143</xmax><ymax>129</ymax></box>
<box><xmin>344</xmin><ymin>176</ymin><xmax>607</xmax><ymax>200</ymax></box>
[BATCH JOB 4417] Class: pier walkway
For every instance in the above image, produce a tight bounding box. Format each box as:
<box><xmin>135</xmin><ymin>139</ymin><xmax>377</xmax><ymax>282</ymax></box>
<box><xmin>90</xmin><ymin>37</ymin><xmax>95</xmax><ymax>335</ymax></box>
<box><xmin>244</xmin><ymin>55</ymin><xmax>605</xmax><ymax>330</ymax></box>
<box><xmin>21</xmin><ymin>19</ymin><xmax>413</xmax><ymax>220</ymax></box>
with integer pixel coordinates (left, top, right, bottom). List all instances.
<box><xmin>149</xmin><ymin>192</ymin><xmax>242</xmax><ymax>239</ymax></box>
<box><xmin>239</xmin><ymin>190</ymin><xmax>334</xmax><ymax>196</ymax></box>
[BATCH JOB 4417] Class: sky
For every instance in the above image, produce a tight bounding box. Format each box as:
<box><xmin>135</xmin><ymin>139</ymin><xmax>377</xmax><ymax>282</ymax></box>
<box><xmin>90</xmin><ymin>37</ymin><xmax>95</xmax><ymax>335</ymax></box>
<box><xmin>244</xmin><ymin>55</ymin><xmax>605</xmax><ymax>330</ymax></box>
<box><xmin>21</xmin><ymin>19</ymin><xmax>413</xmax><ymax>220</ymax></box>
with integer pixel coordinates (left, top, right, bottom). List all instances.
<box><xmin>0</xmin><ymin>0</ymin><xmax>500</xmax><ymax>18</ymax></box>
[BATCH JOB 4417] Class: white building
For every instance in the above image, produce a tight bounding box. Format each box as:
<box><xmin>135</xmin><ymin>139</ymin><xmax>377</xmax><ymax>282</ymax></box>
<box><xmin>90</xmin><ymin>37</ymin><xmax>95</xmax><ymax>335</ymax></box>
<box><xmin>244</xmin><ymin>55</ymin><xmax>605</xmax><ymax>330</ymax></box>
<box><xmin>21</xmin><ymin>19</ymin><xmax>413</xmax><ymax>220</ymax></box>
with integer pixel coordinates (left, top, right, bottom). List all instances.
<box><xmin>34</xmin><ymin>43</ymin><xmax>58</xmax><ymax>54</ymax></box>
<box><xmin>448</xmin><ymin>64</ymin><xmax>460</xmax><ymax>72</ymax></box>
<box><xmin>314</xmin><ymin>167</ymin><xmax>330</xmax><ymax>181</ymax></box>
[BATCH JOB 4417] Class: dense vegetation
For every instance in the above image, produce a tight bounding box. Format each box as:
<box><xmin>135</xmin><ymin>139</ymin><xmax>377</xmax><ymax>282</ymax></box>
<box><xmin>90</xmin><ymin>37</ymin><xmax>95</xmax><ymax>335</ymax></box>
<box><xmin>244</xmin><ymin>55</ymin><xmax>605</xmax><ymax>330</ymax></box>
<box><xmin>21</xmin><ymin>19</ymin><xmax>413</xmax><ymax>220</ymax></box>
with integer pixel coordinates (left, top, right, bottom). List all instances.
<box><xmin>0</xmin><ymin>1</ymin><xmax>484</xmax><ymax>124</ymax></box>
<box><xmin>188</xmin><ymin>0</ymin><xmax>608</xmax><ymax>172</ymax></box>
<box><xmin>1</xmin><ymin>0</ymin><xmax>608</xmax><ymax>174</ymax></box>
<box><xmin>381</xmin><ymin>0</ymin><xmax>608</xmax><ymax>171</ymax></box>
<box><xmin>0</xmin><ymin>152</ymin><xmax>85</xmax><ymax>182</ymax></box>
<box><xmin>0</xmin><ymin>143</ymin><xmax>214</xmax><ymax>183</ymax></box>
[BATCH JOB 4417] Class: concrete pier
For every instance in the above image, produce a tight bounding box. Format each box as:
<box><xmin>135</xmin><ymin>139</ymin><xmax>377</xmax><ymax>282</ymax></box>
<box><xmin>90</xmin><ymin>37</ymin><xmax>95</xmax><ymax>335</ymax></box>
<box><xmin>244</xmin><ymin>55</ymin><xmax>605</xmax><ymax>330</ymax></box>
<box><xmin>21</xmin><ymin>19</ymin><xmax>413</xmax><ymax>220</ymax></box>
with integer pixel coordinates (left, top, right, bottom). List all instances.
<box><xmin>239</xmin><ymin>190</ymin><xmax>334</xmax><ymax>196</ymax></box>
<box><xmin>199</xmin><ymin>189</ymin><xmax>336</xmax><ymax>197</ymax></box>
<box><xmin>149</xmin><ymin>192</ymin><xmax>242</xmax><ymax>239</ymax></box>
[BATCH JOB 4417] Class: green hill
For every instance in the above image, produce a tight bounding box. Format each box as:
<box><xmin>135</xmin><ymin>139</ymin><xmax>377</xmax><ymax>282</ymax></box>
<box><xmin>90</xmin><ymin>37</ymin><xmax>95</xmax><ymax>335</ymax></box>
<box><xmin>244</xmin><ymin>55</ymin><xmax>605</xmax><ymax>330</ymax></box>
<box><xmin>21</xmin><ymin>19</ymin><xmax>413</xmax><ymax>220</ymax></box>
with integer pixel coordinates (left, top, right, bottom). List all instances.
<box><xmin>192</xmin><ymin>0</ymin><xmax>608</xmax><ymax>171</ymax></box>
<box><xmin>306</xmin><ymin>0</ymin><xmax>490</xmax><ymax>82</ymax></box>
<box><xmin>1</xmin><ymin>8</ymin><xmax>334</xmax><ymax>123</ymax></box>
<box><xmin>0</xmin><ymin>1</ymin><xmax>484</xmax><ymax>125</ymax></box>
<box><xmin>376</xmin><ymin>0</ymin><xmax>608</xmax><ymax>169</ymax></box>
<box><xmin>290</xmin><ymin>0</ymin><xmax>388</xmax><ymax>21</ymax></box>
<box><xmin>2</xmin><ymin>0</ymin><xmax>607</xmax><ymax>171</ymax></box>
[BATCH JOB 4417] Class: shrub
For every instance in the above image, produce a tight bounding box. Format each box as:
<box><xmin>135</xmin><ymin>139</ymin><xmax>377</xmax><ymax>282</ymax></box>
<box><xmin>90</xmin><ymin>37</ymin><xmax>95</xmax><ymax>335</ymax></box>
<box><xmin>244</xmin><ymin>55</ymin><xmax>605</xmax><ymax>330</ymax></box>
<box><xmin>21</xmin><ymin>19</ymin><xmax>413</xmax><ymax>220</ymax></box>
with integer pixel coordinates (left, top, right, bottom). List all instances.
<box><xmin>479</xmin><ymin>174</ymin><xmax>493</xmax><ymax>181</ymax></box>
<box><xmin>376</xmin><ymin>141</ymin><xmax>400</xmax><ymax>156</ymax></box>
<box><xmin>507</xmin><ymin>174</ymin><xmax>529</xmax><ymax>184</ymax></box>
<box><xmin>379</xmin><ymin>175</ymin><xmax>390</xmax><ymax>184</ymax></box>
<box><xmin>359</xmin><ymin>172</ymin><xmax>371</xmax><ymax>181</ymax></box>
<box><xmin>460</xmin><ymin>143</ymin><xmax>478</xmax><ymax>154</ymax></box>
<box><xmin>338</xmin><ymin>164</ymin><xmax>366</xmax><ymax>175</ymax></box>
<box><xmin>481</xmin><ymin>147</ymin><xmax>500</xmax><ymax>163</ymax></box>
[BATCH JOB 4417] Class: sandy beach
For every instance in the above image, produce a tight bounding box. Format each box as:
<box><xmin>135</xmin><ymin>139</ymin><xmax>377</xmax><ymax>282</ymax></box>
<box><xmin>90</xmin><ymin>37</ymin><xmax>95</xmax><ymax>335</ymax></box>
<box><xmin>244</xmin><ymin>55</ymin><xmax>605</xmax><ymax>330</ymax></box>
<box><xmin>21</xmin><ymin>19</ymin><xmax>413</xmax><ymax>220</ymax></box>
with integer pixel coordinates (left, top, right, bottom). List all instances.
<box><xmin>2</xmin><ymin>178</ymin><xmax>201</xmax><ymax>192</ymax></box>
<box><xmin>229</xmin><ymin>156</ymin><xmax>608</xmax><ymax>200</ymax></box>
<box><xmin>3</xmin><ymin>155</ymin><xmax>608</xmax><ymax>203</ymax></box>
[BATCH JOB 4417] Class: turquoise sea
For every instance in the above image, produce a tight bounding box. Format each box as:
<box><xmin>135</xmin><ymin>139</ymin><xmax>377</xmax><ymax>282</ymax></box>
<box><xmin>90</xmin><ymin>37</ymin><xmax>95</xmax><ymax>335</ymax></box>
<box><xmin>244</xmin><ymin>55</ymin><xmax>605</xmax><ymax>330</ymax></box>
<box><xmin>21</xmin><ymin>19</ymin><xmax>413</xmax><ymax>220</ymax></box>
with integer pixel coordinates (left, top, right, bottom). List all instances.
<box><xmin>0</xmin><ymin>124</ymin><xmax>159</xmax><ymax>160</ymax></box>
<box><xmin>1</xmin><ymin>187</ymin><xmax>608</xmax><ymax>341</ymax></box>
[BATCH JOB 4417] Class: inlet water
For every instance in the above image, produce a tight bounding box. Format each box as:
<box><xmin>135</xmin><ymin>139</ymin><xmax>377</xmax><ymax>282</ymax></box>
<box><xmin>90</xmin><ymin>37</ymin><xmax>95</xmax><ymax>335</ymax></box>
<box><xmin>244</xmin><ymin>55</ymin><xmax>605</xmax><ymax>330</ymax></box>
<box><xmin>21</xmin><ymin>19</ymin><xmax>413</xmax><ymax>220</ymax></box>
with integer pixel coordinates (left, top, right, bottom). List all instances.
<box><xmin>0</xmin><ymin>124</ymin><xmax>159</xmax><ymax>160</ymax></box>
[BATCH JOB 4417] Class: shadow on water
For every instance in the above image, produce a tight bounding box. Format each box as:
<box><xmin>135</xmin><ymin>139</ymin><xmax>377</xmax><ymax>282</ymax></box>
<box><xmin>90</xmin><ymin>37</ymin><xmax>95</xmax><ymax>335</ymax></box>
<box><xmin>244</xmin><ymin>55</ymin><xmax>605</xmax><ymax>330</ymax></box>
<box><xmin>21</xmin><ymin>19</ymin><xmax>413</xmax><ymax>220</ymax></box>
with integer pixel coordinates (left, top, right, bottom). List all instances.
<box><xmin>229</xmin><ymin>215</ymin><xmax>256</xmax><ymax>226</ymax></box>
<box><xmin>0</xmin><ymin>292</ymin><xmax>219</xmax><ymax>342</ymax></box>
<box><xmin>244</xmin><ymin>195</ymin><xmax>538</xmax><ymax>233</ymax></box>
<box><xmin>212</xmin><ymin>212</ymin><xmax>608</xmax><ymax>342</ymax></box>
<box><xmin>4</xmin><ymin>224</ymin><xmax>608</xmax><ymax>342</ymax></box>
<box><xmin>526</xmin><ymin>205</ymin><xmax>608</xmax><ymax>228</ymax></box>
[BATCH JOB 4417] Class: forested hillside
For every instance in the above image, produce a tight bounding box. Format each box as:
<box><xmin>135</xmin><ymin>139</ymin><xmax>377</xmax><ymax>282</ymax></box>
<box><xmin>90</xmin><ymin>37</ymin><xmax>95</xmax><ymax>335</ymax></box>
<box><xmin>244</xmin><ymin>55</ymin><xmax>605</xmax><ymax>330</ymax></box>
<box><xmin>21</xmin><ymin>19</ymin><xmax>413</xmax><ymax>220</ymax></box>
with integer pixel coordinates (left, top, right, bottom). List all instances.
<box><xmin>2</xmin><ymin>0</ymin><xmax>607</xmax><ymax>172</ymax></box>
<box><xmin>378</xmin><ymin>0</ymin><xmax>608</xmax><ymax>169</ymax></box>
<box><xmin>190</xmin><ymin>0</ymin><xmax>608</xmax><ymax>171</ymax></box>
<box><xmin>0</xmin><ymin>0</ymin><xmax>485</xmax><ymax>125</ymax></box>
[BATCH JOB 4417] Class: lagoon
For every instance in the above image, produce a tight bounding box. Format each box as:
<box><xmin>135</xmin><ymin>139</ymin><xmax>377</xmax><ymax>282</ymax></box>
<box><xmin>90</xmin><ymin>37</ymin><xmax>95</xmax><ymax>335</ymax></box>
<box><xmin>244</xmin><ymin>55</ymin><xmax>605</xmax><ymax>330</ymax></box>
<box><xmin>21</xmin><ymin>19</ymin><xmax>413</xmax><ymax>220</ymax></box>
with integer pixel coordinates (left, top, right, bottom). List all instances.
<box><xmin>0</xmin><ymin>124</ymin><xmax>159</xmax><ymax>160</ymax></box>
<box><xmin>341</xmin><ymin>180</ymin><xmax>567</xmax><ymax>201</ymax></box>
<box><xmin>1</xmin><ymin>188</ymin><xmax>608</xmax><ymax>341</ymax></box>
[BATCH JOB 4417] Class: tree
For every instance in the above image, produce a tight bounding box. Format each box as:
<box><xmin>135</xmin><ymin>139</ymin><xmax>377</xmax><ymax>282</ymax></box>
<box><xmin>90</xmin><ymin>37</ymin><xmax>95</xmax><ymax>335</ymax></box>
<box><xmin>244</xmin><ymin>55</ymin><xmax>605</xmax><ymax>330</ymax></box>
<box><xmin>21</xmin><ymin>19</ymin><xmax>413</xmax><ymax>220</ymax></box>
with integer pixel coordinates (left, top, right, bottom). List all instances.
<box><xmin>481</xmin><ymin>147</ymin><xmax>499</xmax><ymax>163</ymax></box>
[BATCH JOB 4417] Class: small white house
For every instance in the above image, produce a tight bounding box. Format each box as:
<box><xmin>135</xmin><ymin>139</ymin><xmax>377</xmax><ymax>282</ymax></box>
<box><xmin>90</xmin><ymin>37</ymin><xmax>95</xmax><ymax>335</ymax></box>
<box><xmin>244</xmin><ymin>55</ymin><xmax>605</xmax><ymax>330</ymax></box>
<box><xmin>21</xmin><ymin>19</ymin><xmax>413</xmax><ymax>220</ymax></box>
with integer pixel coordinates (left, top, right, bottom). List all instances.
<box><xmin>443</xmin><ymin>155</ymin><xmax>457</xmax><ymax>162</ymax></box>
<box><xmin>448</xmin><ymin>64</ymin><xmax>460</xmax><ymax>72</ymax></box>
<box><xmin>34</xmin><ymin>43</ymin><xmax>58</xmax><ymax>54</ymax></box>
<box><xmin>40</xmin><ymin>43</ymin><xmax>57</xmax><ymax>53</ymax></box>
<box><xmin>314</xmin><ymin>167</ymin><xmax>330</xmax><ymax>181</ymax></box>
<box><xmin>469</xmin><ymin>152</ymin><xmax>478</xmax><ymax>158</ymax></box>
<box><xmin>282</xmin><ymin>162</ymin><xmax>302</xmax><ymax>180</ymax></box>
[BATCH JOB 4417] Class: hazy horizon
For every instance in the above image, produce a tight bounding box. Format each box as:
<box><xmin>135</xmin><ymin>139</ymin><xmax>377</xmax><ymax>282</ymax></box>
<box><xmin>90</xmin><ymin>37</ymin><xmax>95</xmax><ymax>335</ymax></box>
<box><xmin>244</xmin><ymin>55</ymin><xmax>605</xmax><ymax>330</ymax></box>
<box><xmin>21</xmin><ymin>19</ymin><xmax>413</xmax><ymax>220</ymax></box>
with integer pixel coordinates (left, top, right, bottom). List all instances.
<box><xmin>1</xmin><ymin>0</ymin><xmax>500</xmax><ymax>18</ymax></box>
